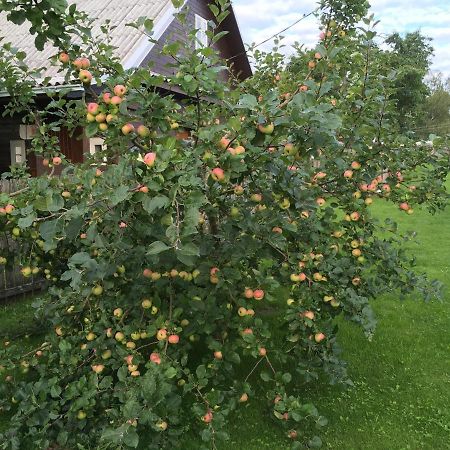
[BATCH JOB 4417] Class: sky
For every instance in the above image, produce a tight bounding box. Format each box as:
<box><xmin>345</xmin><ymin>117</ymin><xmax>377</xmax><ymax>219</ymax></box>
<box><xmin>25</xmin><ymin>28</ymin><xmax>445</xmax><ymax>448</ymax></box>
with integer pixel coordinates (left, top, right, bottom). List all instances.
<box><xmin>232</xmin><ymin>0</ymin><xmax>450</xmax><ymax>77</ymax></box>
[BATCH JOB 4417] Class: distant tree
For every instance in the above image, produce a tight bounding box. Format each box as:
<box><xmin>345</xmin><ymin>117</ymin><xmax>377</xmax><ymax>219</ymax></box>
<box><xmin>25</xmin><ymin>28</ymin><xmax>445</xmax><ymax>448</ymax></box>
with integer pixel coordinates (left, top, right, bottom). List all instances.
<box><xmin>418</xmin><ymin>72</ymin><xmax>450</xmax><ymax>137</ymax></box>
<box><xmin>385</xmin><ymin>31</ymin><xmax>434</xmax><ymax>131</ymax></box>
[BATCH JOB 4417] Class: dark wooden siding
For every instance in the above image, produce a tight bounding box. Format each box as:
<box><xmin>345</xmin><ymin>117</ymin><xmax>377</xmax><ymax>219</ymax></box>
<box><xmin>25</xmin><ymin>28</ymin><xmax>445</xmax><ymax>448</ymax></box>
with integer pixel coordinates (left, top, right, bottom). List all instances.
<box><xmin>0</xmin><ymin>116</ymin><xmax>20</xmax><ymax>174</ymax></box>
<box><xmin>141</xmin><ymin>0</ymin><xmax>251</xmax><ymax>81</ymax></box>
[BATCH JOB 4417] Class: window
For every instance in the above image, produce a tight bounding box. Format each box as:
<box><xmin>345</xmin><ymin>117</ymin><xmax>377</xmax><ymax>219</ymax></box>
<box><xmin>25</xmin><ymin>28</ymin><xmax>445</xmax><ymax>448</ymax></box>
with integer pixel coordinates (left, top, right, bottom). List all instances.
<box><xmin>10</xmin><ymin>140</ymin><xmax>26</xmax><ymax>166</ymax></box>
<box><xmin>195</xmin><ymin>14</ymin><xmax>208</xmax><ymax>49</ymax></box>
<box><xmin>89</xmin><ymin>138</ymin><xmax>107</xmax><ymax>155</ymax></box>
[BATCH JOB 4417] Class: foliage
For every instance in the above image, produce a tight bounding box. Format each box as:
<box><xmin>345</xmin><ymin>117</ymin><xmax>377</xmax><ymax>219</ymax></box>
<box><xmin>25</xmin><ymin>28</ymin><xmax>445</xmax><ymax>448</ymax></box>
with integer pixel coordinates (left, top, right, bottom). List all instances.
<box><xmin>418</xmin><ymin>72</ymin><xmax>450</xmax><ymax>137</ymax></box>
<box><xmin>384</xmin><ymin>31</ymin><xmax>434</xmax><ymax>131</ymax></box>
<box><xmin>0</xmin><ymin>1</ymin><xmax>448</xmax><ymax>449</ymax></box>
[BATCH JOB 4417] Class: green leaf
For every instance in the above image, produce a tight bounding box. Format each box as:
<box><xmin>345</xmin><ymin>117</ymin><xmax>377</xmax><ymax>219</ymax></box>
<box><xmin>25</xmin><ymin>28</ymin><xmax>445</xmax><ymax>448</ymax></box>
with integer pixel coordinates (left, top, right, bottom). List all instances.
<box><xmin>260</xmin><ymin>371</ymin><xmax>271</xmax><ymax>382</ymax></box>
<box><xmin>178</xmin><ymin>243</ymin><xmax>199</xmax><ymax>256</ymax></box>
<box><xmin>147</xmin><ymin>241</ymin><xmax>170</xmax><ymax>255</ymax></box>
<box><xmin>110</xmin><ymin>185</ymin><xmax>130</xmax><ymax>206</ymax></box>
<box><xmin>165</xmin><ymin>367</ymin><xmax>177</xmax><ymax>379</ymax></box>
<box><xmin>282</xmin><ymin>372</ymin><xmax>292</xmax><ymax>384</ymax></box>
<box><xmin>124</xmin><ymin>429</ymin><xmax>139</xmax><ymax>448</ymax></box>
<box><xmin>18</xmin><ymin>214</ymin><xmax>35</xmax><ymax>229</ymax></box>
<box><xmin>196</xmin><ymin>365</ymin><xmax>206</xmax><ymax>379</ymax></box>
<box><xmin>142</xmin><ymin>195</ymin><xmax>170</xmax><ymax>214</ymax></box>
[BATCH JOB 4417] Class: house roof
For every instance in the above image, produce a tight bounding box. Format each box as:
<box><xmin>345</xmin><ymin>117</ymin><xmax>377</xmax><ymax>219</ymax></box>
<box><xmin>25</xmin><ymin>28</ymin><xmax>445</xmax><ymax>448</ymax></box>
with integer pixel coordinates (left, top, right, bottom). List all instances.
<box><xmin>0</xmin><ymin>0</ymin><xmax>178</xmax><ymax>84</ymax></box>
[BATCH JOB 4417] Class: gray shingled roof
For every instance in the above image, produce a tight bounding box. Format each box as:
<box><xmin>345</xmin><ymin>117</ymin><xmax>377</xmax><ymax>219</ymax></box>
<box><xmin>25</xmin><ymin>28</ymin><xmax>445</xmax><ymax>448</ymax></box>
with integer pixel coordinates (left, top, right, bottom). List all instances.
<box><xmin>0</xmin><ymin>0</ymin><xmax>175</xmax><ymax>84</ymax></box>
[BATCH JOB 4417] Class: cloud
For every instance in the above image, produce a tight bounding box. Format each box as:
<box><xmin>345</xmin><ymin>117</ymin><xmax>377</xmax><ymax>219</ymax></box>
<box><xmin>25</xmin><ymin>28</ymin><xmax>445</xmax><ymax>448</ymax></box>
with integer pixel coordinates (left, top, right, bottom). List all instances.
<box><xmin>232</xmin><ymin>0</ymin><xmax>450</xmax><ymax>76</ymax></box>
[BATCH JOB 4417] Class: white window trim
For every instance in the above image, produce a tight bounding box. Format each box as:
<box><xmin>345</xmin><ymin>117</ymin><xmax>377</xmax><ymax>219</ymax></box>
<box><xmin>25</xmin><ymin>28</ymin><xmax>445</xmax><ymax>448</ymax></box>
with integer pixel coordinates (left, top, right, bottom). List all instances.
<box><xmin>89</xmin><ymin>138</ymin><xmax>107</xmax><ymax>156</ymax></box>
<box><xmin>10</xmin><ymin>140</ymin><xmax>26</xmax><ymax>165</ymax></box>
<box><xmin>195</xmin><ymin>14</ymin><xmax>209</xmax><ymax>49</ymax></box>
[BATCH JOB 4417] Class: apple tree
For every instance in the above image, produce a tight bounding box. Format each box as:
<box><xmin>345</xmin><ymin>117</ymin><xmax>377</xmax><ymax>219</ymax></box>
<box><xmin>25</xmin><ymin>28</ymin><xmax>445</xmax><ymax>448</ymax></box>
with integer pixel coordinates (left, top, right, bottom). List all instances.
<box><xmin>0</xmin><ymin>1</ymin><xmax>448</xmax><ymax>449</ymax></box>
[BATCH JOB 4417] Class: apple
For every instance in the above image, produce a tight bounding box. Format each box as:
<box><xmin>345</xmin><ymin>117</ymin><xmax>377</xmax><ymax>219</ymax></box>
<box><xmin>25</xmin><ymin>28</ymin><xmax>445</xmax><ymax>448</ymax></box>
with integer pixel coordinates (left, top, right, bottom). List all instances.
<box><xmin>131</xmin><ymin>332</ymin><xmax>141</xmax><ymax>341</ymax></box>
<box><xmin>130</xmin><ymin>370</ymin><xmax>140</xmax><ymax>377</ymax></box>
<box><xmin>251</xmin><ymin>193</ymin><xmax>262</xmax><ymax>203</ymax></box>
<box><xmin>95</xmin><ymin>113</ymin><xmax>106</xmax><ymax>123</ymax></box>
<box><xmin>242</xmin><ymin>328</ymin><xmax>253</xmax><ymax>335</ymax></box>
<box><xmin>258</xmin><ymin>122</ymin><xmax>274</xmax><ymax>134</ymax></box>
<box><xmin>308</xmin><ymin>60</ymin><xmax>316</xmax><ymax>69</ymax></box>
<box><xmin>351</xmin><ymin>161</ymin><xmax>361</xmax><ymax>170</ymax></box>
<box><xmin>121</xmin><ymin>123</ymin><xmax>134</xmax><ymax>135</ymax></box>
<box><xmin>156</xmin><ymin>329</ymin><xmax>167</xmax><ymax>341</ymax></box>
<box><xmin>399</xmin><ymin>202</ymin><xmax>410</xmax><ymax>211</ymax></box>
<box><xmin>288</xmin><ymin>430</ymin><xmax>298</xmax><ymax>440</ymax></box>
<box><xmin>113</xmin><ymin>84</ymin><xmax>127</xmax><ymax>97</ymax></box>
<box><xmin>77</xmin><ymin>410</ymin><xmax>87</xmax><ymax>420</ymax></box>
<box><xmin>350</xmin><ymin>212</ymin><xmax>360</xmax><ymax>221</ymax></box>
<box><xmin>316</xmin><ymin>197</ymin><xmax>326</xmax><ymax>207</ymax></box>
<box><xmin>105</xmin><ymin>114</ymin><xmax>116</xmax><ymax>124</ymax></box>
<box><xmin>92</xmin><ymin>364</ymin><xmax>105</xmax><ymax>374</ymax></box>
<box><xmin>302</xmin><ymin>310</ymin><xmax>315</xmax><ymax>320</ymax></box>
<box><xmin>144</xmin><ymin>152</ymin><xmax>156</xmax><ymax>167</ymax></box>
<box><xmin>272</xmin><ymin>226</ymin><xmax>283</xmax><ymax>234</ymax></box>
<box><xmin>4</xmin><ymin>204</ymin><xmax>14</xmax><ymax>214</ymax></box>
<box><xmin>92</xmin><ymin>285</ymin><xmax>103</xmax><ymax>296</ymax></box>
<box><xmin>73</xmin><ymin>58</ymin><xmax>88</xmax><ymax>69</ymax></box>
<box><xmin>126</xmin><ymin>341</ymin><xmax>136</xmax><ymax>349</ymax></box>
<box><xmin>284</xmin><ymin>143</ymin><xmax>297</xmax><ymax>155</ymax></box>
<box><xmin>110</xmin><ymin>95</ymin><xmax>122</xmax><ymax>105</ymax></box>
<box><xmin>79</xmin><ymin>69</ymin><xmax>93</xmax><ymax>84</ymax></box>
<box><xmin>137</xmin><ymin>125</ymin><xmax>150</xmax><ymax>138</ymax></box>
<box><xmin>102</xmin><ymin>92</ymin><xmax>112</xmax><ymax>104</ymax></box>
<box><xmin>211</xmin><ymin>167</ymin><xmax>225</xmax><ymax>182</ymax></box>
<box><xmin>234</xmin><ymin>185</ymin><xmax>244</xmax><ymax>195</ymax></box>
<box><xmin>59</xmin><ymin>52</ymin><xmax>70</xmax><ymax>64</ymax></box>
<box><xmin>323</xmin><ymin>295</ymin><xmax>333</xmax><ymax>303</ymax></box>
<box><xmin>86</xmin><ymin>332</ymin><xmax>96</xmax><ymax>341</ymax></box>
<box><xmin>87</xmin><ymin>102</ymin><xmax>99</xmax><ymax>115</ymax></box>
<box><xmin>238</xmin><ymin>307</ymin><xmax>247</xmax><ymax>317</ymax></box>
<box><xmin>219</xmin><ymin>136</ymin><xmax>230</xmax><ymax>149</ymax></box>
<box><xmin>141</xmin><ymin>299</ymin><xmax>152</xmax><ymax>309</ymax></box>
<box><xmin>352</xmin><ymin>248</ymin><xmax>362</xmax><ymax>257</ymax></box>
<box><xmin>259</xmin><ymin>347</ymin><xmax>267</xmax><ymax>356</ymax></box>
<box><xmin>21</xmin><ymin>266</ymin><xmax>32</xmax><ymax>277</ymax></box>
<box><xmin>102</xmin><ymin>350</ymin><xmax>112</xmax><ymax>360</ymax></box>
<box><xmin>280</xmin><ymin>198</ymin><xmax>290</xmax><ymax>209</ymax></box>
<box><xmin>98</xmin><ymin>122</ymin><xmax>108</xmax><ymax>132</ymax></box>
<box><xmin>156</xmin><ymin>421</ymin><xmax>168</xmax><ymax>431</ymax></box>
<box><xmin>168</xmin><ymin>334</ymin><xmax>180</xmax><ymax>344</ymax></box>
<box><xmin>202</xmin><ymin>411</ymin><xmax>213</xmax><ymax>423</ymax></box>
<box><xmin>115</xmin><ymin>332</ymin><xmax>125</xmax><ymax>342</ymax></box>
<box><xmin>352</xmin><ymin>277</ymin><xmax>361</xmax><ymax>286</ymax></box>
<box><xmin>314</xmin><ymin>332</ymin><xmax>326</xmax><ymax>343</ymax></box>
<box><xmin>301</xmin><ymin>210</ymin><xmax>310</xmax><ymax>219</ymax></box>
<box><xmin>12</xmin><ymin>227</ymin><xmax>21</xmax><ymax>237</ymax></box>
<box><xmin>344</xmin><ymin>170</ymin><xmax>353</xmax><ymax>179</ymax></box>
<box><xmin>300</xmin><ymin>84</ymin><xmax>308</xmax><ymax>92</ymax></box>
<box><xmin>253</xmin><ymin>289</ymin><xmax>265</xmax><ymax>300</ymax></box>
<box><xmin>214</xmin><ymin>350</ymin><xmax>223</xmax><ymax>360</ymax></box>
<box><xmin>55</xmin><ymin>326</ymin><xmax>63</xmax><ymax>336</ymax></box>
<box><xmin>244</xmin><ymin>288</ymin><xmax>254</xmax><ymax>299</ymax></box>
<box><xmin>53</xmin><ymin>156</ymin><xmax>62</xmax><ymax>166</ymax></box>
<box><xmin>313</xmin><ymin>272</ymin><xmax>323</xmax><ymax>281</ymax></box>
<box><xmin>150</xmin><ymin>352</ymin><xmax>161</xmax><ymax>364</ymax></box>
<box><xmin>234</xmin><ymin>145</ymin><xmax>245</xmax><ymax>155</ymax></box>
<box><xmin>239</xmin><ymin>393</ymin><xmax>248</xmax><ymax>402</ymax></box>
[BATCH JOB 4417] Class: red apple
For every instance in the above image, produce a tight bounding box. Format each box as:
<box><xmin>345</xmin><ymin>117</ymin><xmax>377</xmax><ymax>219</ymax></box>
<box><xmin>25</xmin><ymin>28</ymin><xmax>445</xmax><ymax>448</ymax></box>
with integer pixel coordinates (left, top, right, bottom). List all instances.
<box><xmin>211</xmin><ymin>167</ymin><xmax>225</xmax><ymax>182</ymax></box>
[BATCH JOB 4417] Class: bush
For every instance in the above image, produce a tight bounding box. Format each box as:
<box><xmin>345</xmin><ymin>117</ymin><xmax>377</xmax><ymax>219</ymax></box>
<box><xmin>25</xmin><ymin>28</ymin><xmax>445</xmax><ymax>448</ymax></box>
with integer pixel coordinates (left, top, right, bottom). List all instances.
<box><xmin>0</xmin><ymin>1</ymin><xmax>447</xmax><ymax>449</ymax></box>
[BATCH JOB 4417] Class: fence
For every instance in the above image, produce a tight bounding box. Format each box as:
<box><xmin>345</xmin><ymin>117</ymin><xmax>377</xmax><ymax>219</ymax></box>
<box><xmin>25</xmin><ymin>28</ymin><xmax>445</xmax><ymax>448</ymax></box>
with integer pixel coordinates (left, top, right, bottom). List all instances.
<box><xmin>0</xmin><ymin>179</ymin><xmax>44</xmax><ymax>300</ymax></box>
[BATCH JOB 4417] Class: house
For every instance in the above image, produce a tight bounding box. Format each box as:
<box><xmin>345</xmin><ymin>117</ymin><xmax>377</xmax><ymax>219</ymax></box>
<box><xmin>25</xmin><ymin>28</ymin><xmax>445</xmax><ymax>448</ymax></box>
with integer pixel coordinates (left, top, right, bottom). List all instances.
<box><xmin>0</xmin><ymin>0</ymin><xmax>252</xmax><ymax>177</ymax></box>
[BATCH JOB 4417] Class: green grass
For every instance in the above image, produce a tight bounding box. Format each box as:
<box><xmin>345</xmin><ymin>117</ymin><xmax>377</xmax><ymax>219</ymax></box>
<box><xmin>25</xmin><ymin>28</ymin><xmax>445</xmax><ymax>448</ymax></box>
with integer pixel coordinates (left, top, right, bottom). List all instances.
<box><xmin>1</xmin><ymin>199</ymin><xmax>449</xmax><ymax>449</ymax></box>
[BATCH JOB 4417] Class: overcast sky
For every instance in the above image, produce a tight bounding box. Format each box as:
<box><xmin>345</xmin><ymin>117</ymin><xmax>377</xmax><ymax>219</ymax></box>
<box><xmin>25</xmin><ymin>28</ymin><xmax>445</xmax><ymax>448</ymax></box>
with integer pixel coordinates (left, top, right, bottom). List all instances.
<box><xmin>232</xmin><ymin>0</ymin><xmax>450</xmax><ymax>77</ymax></box>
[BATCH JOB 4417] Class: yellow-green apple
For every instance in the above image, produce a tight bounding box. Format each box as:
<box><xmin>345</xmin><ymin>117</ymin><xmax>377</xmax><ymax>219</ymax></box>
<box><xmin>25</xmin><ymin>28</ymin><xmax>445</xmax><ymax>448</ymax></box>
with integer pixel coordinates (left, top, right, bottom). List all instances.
<box><xmin>258</xmin><ymin>122</ymin><xmax>274</xmax><ymax>134</ymax></box>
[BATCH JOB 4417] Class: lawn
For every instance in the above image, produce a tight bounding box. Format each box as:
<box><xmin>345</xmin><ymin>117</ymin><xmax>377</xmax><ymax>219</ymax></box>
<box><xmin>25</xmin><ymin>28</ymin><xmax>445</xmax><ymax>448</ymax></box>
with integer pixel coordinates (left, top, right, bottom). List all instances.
<box><xmin>1</xmin><ymin>197</ymin><xmax>449</xmax><ymax>450</ymax></box>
